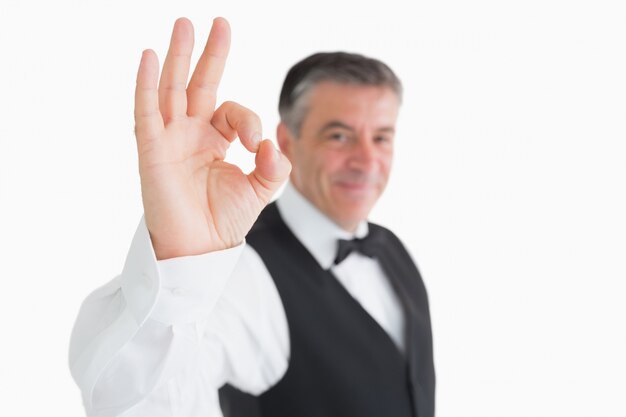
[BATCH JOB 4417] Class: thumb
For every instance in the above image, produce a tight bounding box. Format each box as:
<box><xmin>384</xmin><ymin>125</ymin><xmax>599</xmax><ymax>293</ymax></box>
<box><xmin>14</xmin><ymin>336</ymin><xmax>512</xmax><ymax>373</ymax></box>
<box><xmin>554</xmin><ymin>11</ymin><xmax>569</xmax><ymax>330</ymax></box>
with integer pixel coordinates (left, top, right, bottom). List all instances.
<box><xmin>248</xmin><ymin>139</ymin><xmax>292</xmax><ymax>205</ymax></box>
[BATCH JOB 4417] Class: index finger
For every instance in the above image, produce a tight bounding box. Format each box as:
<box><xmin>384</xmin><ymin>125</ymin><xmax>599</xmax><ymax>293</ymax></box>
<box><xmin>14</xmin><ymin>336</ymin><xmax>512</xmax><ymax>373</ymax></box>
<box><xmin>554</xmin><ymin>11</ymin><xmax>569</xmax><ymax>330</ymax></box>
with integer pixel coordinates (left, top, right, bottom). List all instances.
<box><xmin>187</xmin><ymin>17</ymin><xmax>231</xmax><ymax>120</ymax></box>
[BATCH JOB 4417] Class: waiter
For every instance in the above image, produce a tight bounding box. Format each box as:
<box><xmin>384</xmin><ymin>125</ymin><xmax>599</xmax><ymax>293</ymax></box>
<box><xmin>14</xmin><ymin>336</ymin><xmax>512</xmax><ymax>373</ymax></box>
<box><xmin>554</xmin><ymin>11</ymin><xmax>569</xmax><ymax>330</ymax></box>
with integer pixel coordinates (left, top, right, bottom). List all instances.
<box><xmin>70</xmin><ymin>17</ymin><xmax>435</xmax><ymax>417</ymax></box>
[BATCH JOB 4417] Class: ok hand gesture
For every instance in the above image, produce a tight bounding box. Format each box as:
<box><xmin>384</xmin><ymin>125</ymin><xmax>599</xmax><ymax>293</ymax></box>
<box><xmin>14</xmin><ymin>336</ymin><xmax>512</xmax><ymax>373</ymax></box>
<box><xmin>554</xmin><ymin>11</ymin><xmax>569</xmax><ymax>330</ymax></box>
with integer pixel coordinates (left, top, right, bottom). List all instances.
<box><xmin>134</xmin><ymin>18</ymin><xmax>291</xmax><ymax>260</ymax></box>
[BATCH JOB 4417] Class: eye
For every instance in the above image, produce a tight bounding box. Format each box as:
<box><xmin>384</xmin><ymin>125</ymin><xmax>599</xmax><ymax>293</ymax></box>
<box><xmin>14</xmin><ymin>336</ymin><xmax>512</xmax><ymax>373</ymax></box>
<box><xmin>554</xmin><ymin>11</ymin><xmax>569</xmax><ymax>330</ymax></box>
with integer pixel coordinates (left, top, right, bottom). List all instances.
<box><xmin>374</xmin><ymin>134</ymin><xmax>393</xmax><ymax>144</ymax></box>
<box><xmin>327</xmin><ymin>131</ymin><xmax>350</xmax><ymax>142</ymax></box>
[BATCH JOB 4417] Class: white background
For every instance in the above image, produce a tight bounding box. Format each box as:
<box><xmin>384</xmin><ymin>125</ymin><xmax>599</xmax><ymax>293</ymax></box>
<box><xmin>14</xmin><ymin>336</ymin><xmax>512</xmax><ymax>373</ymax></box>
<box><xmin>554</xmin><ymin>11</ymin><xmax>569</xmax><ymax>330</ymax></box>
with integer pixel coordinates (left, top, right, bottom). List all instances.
<box><xmin>1</xmin><ymin>0</ymin><xmax>625</xmax><ymax>415</ymax></box>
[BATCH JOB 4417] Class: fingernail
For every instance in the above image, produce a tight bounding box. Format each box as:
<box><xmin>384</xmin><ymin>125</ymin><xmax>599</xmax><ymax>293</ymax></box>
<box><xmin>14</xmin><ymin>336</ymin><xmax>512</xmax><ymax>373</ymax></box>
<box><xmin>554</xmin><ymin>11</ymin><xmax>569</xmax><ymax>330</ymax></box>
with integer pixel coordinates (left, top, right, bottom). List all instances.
<box><xmin>251</xmin><ymin>133</ymin><xmax>261</xmax><ymax>149</ymax></box>
<box><xmin>271</xmin><ymin>141</ymin><xmax>281</xmax><ymax>159</ymax></box>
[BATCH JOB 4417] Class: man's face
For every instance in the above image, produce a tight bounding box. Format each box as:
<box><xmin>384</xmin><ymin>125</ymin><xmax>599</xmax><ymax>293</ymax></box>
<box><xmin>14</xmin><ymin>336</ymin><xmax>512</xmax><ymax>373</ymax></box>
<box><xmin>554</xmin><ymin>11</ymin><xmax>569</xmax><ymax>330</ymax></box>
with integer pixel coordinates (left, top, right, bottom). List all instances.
<box><xmin>279</xmin><ymin>82</ymin><xmax>399</xmax><ymax>232</ymax></box>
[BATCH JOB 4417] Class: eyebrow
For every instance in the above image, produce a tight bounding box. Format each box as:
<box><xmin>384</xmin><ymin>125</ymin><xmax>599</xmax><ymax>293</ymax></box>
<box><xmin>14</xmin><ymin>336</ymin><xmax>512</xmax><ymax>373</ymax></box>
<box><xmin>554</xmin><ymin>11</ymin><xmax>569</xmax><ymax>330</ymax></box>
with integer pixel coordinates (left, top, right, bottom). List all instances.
<box><xmin>317</xmin><ymin>120</ymin><xmax>396</xmax><ymax>136</ymax></box>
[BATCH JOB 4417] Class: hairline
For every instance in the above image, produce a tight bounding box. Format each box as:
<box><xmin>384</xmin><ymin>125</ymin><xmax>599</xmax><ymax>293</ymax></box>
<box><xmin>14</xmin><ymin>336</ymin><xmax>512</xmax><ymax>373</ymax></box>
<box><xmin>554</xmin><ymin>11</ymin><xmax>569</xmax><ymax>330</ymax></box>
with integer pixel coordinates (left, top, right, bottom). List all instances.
<box><xmin>283</xmin><ymin>78</ymin><xmax>402</xmax><ymax>137</ymax></box>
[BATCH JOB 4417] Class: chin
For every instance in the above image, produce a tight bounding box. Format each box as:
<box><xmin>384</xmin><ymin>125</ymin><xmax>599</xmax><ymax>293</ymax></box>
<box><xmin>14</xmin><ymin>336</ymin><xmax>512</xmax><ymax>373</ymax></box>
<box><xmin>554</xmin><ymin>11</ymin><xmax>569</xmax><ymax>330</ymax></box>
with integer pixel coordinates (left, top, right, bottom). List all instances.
<box><xmin>333</xmin><ymin>207</ymin><xmax>371</xmax><ymax>226</ymax></box>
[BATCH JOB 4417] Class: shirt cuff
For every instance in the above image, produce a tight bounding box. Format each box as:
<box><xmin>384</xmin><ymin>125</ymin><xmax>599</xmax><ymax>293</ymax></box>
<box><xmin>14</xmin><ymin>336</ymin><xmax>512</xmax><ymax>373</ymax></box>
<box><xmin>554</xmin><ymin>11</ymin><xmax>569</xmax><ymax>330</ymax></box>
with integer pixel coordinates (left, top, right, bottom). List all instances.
<box><xmin>152</xmin><ymin>240</ymin><xmax>244</xmax><ymax>325</ymax></box>
<box><xmin>120</xmin><ymin>216</ymin><xmax>244</xmax><ymax>327</ymax></box>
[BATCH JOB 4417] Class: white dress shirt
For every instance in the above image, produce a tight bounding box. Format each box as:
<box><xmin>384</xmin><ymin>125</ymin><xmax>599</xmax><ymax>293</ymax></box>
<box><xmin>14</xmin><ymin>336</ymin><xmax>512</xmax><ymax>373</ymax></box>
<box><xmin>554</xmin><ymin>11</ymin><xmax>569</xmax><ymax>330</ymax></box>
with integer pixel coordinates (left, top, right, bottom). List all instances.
<box><xmin>69</xmin><ymin>183</ymin><xmax>405</xmax><ymax>417</ymax></box>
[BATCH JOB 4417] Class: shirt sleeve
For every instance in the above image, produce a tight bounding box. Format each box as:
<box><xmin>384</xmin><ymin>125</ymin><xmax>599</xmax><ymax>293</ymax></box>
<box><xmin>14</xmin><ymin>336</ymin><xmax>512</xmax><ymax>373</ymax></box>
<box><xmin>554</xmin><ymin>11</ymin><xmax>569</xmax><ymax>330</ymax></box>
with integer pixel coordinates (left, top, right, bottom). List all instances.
<box><xmin>68</xmin><ymin>217</ymin><xmax>289</xmax><ymax>417</ymax></box>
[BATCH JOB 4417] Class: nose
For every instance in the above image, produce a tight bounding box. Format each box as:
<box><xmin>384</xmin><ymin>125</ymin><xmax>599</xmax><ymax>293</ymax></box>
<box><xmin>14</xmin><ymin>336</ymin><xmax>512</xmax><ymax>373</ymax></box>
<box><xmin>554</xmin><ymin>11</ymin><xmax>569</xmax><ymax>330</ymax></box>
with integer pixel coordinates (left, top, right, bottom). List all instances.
<box><xmin>348</xmin><ymin>135</ymin><xmax>377</xmax><ymax>171</ymax></box>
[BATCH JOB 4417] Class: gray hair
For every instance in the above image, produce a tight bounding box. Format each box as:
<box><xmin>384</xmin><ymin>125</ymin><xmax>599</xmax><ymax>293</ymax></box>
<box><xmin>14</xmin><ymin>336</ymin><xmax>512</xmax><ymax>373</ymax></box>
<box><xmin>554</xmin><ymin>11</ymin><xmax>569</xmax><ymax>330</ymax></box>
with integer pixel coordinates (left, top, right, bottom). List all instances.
<box><xmin>278</xmin><ymin>52</ymin><xmax>403</xmax><ymax>136</ymax></box>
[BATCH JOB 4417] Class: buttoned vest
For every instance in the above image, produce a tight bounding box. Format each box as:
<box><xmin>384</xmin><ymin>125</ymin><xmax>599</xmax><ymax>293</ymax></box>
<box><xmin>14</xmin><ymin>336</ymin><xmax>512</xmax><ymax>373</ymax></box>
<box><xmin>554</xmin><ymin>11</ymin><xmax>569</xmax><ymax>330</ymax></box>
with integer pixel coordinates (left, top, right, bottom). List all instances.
<box><xmin>219</xmin><ymin>203</ymin><xmax>435</xmax><ymax>417</ymax></box>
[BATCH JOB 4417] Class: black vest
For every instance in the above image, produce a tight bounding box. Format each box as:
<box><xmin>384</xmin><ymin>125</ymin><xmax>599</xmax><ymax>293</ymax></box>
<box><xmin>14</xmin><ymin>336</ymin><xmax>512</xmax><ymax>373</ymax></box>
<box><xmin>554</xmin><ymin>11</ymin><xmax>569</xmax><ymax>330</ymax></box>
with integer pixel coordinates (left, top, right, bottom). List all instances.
<box><xmin>219</xmin><ymin>204</ymin><xmax>435</xmax><ymax>417</ymax></box>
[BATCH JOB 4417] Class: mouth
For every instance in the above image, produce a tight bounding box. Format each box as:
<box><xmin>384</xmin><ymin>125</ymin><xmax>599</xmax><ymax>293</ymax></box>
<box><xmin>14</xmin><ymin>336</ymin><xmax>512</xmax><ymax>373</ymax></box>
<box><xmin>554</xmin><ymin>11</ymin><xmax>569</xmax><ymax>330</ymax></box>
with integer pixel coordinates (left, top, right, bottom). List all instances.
<box><xmin>331</xmin><ymin>171</ymin><xmax>383</xmax><ymax>200</ymax></box>
<box><xmin>336</xmin><ymin>181</ymin><xmax>371</xmax><ymax>191</ymax></box>
<box><xmin>333</xmin><ymin>181</ymin><xmax>376</xmax><ymax>199</ymax></box>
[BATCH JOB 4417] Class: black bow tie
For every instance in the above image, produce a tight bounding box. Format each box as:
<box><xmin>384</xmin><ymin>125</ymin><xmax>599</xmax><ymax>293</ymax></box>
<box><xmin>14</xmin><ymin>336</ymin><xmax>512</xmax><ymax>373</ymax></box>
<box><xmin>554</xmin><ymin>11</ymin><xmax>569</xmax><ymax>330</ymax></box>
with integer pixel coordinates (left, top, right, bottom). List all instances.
<box><xmin>334</xmin><ymin>230</ymin><xmax>382</xmax><ymax>265</ymax></box>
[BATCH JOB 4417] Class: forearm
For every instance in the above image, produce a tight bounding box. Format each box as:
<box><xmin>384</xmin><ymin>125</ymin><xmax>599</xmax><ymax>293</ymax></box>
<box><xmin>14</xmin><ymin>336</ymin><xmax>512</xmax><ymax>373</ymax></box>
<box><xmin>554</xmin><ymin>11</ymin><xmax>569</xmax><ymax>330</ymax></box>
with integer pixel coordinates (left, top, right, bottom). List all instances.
<box><xmin>69</xmin><ymin>217</ymin><xmax>243</xmax><ymax>416</ymax></box>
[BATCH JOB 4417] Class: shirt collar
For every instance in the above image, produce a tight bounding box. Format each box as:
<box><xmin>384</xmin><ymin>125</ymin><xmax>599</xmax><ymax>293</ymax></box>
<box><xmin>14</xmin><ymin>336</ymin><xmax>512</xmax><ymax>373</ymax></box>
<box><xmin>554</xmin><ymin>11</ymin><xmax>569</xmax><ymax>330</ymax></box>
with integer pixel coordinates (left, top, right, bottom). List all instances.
<box><xmin>276</xmin><ymin>182</ymin><xmax>369</xmax><ymax>269</ymax></box>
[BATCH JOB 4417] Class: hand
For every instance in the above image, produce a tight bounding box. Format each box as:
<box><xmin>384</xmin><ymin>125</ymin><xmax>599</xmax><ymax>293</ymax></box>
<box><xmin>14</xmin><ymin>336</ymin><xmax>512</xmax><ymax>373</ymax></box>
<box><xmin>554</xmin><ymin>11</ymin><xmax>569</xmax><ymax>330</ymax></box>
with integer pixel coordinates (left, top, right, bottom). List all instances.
<box><xmin>134</xmin><ymin>17</ymin><xmax>291</xmax><ymax>260</ymax></box>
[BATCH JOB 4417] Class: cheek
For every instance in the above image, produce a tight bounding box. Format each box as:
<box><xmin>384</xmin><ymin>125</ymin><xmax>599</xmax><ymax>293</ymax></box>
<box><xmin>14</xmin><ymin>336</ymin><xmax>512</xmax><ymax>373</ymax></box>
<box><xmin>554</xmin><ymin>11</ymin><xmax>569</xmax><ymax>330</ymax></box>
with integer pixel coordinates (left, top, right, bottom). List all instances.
<box><xmin>313</xmin><ymin>153</ymin><xmax>343</xmax><ymax>177</ymax></box>
<box><xmin>326</xmin><ymin>152</ymin><xmax>354</xmax><ymax>172</ymax></box>
<box><xmin>291</xmin><ymin>148</ymin><xmax>314</xmax><ymax>178</ymax></box>
<box><xmin>378</xmin><ymin>155</ymin><xmax>392</xmax><ymax>179</ymax></box>
<box><xmin>380</xmin><ymin>153</ymin><xmax>393</xmax><ymax>175</ymax></box>
<box><xmin>381</xmin><ymin>161</ymin><xmax>392</xmax><ymax>180</ymax></box>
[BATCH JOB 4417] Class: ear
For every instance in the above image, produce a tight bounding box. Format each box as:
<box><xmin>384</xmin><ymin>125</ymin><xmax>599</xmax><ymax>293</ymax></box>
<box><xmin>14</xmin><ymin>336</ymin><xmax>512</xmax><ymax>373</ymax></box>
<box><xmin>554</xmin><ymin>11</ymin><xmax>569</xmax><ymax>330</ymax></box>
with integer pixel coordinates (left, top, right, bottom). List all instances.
<box><xmin>276</xmin><ymin>122</ymin><xmax>294</xmax><ymax>159</ymax></box>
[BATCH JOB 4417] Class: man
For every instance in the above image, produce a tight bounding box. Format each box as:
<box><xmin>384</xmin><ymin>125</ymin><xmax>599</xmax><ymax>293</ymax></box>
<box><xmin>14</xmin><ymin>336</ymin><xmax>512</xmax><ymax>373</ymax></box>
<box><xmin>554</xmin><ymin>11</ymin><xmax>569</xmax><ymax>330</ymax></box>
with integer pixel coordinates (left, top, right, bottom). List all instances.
<box><xmin>69</xmin><ymin>17</ymin><xmax>435</xmax><ymax>417</ymax></box>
